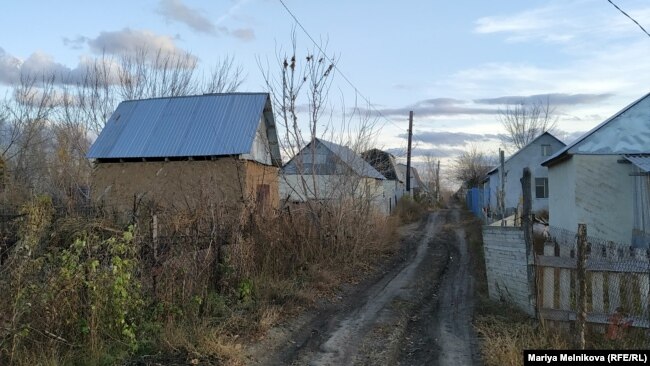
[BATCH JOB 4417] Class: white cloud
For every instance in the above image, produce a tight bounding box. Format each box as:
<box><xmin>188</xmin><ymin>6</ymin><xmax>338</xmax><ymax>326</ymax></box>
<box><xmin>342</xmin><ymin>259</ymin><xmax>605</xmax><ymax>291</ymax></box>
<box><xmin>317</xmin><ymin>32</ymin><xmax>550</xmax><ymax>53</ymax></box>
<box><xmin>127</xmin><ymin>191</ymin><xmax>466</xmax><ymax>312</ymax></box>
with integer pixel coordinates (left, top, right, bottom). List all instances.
<box><xmin>88</xmin><ymin>28</ymin><xmax>188</xmax><ymax>58</ymax></box>
<box><xmin>0</xmin><ymin>48</ymin><xmax>122</xmax><ymax>86</ymax></box>
<box><xmin>156</xmin><ymin>0</ymin><xmax>255</xmax><ymax>40</ymax></box>
<box><xmin>474</xmin><ymin>1</ymin><xmax>650</xmax><ymax>44</ymax></box>
<box><xmin>158</xmin><ymin>0</ymin><xmax>216</xmax><ymax>34</ymax></box>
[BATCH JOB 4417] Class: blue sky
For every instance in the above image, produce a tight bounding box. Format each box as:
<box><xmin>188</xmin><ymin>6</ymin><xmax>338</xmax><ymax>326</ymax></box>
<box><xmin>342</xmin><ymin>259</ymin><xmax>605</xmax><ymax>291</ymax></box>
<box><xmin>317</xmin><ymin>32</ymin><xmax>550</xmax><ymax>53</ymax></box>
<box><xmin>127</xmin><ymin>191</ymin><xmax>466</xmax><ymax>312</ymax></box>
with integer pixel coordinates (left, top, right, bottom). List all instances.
<box><xmin>1</xmin><ymin>0</ymin><xmax>649</xmax><ymax>162</ymax></box>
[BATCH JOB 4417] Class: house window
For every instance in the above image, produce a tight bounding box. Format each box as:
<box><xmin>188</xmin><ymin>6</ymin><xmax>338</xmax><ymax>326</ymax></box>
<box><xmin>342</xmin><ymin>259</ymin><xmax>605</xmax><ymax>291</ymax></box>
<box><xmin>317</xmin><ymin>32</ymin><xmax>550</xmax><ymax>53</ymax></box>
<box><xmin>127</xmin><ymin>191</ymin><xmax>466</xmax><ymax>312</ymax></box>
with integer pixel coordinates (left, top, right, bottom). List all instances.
<box><xmin>535</xmin><ymin>178</ymin><xmax>548</xmax><ymax>198</ymax></box>
<box><xmin>541</xmin><ymin>144</ymin><xmax>552</xmax><ymax>156</ymax></box>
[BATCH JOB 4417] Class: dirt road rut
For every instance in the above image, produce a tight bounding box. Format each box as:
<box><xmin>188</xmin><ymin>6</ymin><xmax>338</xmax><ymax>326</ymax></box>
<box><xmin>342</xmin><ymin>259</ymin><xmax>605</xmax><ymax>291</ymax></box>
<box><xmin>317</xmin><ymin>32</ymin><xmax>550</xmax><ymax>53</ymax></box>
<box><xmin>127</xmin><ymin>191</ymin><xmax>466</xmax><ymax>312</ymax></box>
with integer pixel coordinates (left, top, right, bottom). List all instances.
<box><xmin>257</xmin><ymin>209</ymin><xmax>480</xmax><ymax>366</ymax></box>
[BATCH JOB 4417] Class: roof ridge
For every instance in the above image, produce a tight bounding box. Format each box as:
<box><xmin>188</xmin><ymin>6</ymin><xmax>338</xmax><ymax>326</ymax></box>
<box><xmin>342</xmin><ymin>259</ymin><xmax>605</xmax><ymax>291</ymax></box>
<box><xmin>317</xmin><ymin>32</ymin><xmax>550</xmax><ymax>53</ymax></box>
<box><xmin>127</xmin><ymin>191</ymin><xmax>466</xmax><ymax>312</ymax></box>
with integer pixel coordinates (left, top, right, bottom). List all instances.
<box><xmin>120</xmin><ymin>92</ymin><xmax>270</xmax><ymax>104</ymax></box>
<box><xmin>543</xmin><ymin>92</ymin><xmax>650</xmax><ymax>166</ymax></box>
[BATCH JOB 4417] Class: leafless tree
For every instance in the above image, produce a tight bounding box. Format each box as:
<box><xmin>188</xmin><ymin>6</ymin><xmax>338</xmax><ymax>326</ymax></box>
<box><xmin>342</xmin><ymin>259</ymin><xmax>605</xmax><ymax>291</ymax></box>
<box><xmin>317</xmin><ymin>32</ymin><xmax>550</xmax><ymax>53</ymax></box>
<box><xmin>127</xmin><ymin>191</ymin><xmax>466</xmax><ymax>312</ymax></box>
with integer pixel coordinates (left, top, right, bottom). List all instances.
<box><xmin>422</xmin><ymin>153</ymin><xmax>441</xmax><ymax>202</ymax></box>
<box><xmin>259</xmin><ymin>30</ymin><xmax>386</xmax><ymax>249</ymax></box>
<box><xmin>201</xmin><ymin>55</ymin><xmax>245</xmax><ymax>94</ymax></box>
<box><xmin>0</xmin><ymin>48</ymin><xmax>246</xmax><ymax>209</ymax></box>
<box><xmin>451</xmin><ymin>145</ymin><xmax>494</xmax><ymax>189</ymax></box>
<box><xmin>498</xmin><ymin>98</ymin><xmax>558</xmax><ymax>151</ymax></box>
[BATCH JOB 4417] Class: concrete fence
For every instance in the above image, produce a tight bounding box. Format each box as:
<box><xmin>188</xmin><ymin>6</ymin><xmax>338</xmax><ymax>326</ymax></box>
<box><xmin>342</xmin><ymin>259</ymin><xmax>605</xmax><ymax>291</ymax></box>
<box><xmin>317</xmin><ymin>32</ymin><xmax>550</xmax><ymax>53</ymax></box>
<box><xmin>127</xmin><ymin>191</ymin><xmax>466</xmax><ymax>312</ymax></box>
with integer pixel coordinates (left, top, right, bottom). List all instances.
<box><xmin>482</xmin><ymin>226</ymin><xmax>535</xmax><ymax>316</ymax></box>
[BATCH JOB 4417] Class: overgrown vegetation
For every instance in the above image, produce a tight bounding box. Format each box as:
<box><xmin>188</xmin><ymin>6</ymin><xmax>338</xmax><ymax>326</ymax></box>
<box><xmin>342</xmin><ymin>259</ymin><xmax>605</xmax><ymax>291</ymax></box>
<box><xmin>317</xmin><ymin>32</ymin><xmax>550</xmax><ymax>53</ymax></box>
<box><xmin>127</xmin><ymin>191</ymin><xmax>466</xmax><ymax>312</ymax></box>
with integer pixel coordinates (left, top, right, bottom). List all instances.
<box><xmin>0</xmin><ymin>194</ymin><xmax>412</xmax><ymax>365</ymax></box>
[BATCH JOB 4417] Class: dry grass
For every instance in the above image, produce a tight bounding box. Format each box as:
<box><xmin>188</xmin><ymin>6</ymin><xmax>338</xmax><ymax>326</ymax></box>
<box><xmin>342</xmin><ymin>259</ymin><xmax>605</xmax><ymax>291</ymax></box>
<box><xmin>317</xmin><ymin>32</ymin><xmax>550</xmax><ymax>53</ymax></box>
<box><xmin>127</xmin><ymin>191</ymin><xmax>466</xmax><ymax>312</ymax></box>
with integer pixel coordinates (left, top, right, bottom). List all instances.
<box><xmin>475</xmin><ymin>313</ymin><xmax>571</xmax><ymax>366</ymax></box>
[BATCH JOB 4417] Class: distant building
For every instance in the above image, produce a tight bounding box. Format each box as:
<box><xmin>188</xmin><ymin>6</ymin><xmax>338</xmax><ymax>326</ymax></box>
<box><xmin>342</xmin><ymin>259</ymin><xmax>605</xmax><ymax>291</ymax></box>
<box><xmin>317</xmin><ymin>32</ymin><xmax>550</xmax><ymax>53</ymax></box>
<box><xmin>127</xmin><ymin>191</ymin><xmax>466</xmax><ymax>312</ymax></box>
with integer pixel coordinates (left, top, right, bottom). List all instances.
<box><xmin>543</xmin><ymin>92</ymin><xmax>650</xmax><ymax>246</ymax></box>
<box><xmin>396</xmin><ymin>164</ymin><xmax>425</xmax><ymax>199</ymax></box>
<box><xmin>280</xmin><ymin>138</ymin><xmax>385</xmax><ymax>211</ymax></box>
<box><xmin>483</xmin><ymin>132</ymin><xmax>565</xmax><ymax>217</ymax></box>
<box><xmin>87</xmin><ymin>93</ymin><xmax>282</xmax><ymax>213</ymax></box>
<box><xmin>361</xmin><ymin>149</ymin><xmax>405</xmax><ymax>214</ymax></box>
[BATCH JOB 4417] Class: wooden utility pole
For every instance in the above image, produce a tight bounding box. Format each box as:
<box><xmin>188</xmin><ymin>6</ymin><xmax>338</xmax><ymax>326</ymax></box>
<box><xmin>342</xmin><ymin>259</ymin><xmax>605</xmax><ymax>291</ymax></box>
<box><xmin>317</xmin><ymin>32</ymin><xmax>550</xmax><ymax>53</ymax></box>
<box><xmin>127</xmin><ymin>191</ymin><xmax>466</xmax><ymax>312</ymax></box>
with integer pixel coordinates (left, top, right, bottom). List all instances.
<box><xmin>406</xmin><ymin>111</ymin><xmax>413</xmax><ymax>193</ymax></box>
<box><xmin>435</xmin><ymin>160</ymin><xmax>440</xmax><ymax>202</ymax></box>
<box><xmin>499</xmin><ymin>149</ymin><xmax>505</xmax><ymax>225</ymax></box>
<box><xmin>521</xmin><ymin>167</ymin><xmax>536</xmax><ymax>316</ymax></box>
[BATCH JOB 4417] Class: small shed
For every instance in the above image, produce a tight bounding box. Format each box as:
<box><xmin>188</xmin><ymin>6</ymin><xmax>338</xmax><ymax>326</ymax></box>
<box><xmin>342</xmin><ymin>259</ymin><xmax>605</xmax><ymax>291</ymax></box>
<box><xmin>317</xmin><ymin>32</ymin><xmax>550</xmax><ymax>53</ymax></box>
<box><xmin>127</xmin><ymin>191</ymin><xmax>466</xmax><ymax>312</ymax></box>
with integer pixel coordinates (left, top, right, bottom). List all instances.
<box><xmin>87</xmin><ymin>93</ymin><xmax>282</xmax><ymax>213</ymax></box>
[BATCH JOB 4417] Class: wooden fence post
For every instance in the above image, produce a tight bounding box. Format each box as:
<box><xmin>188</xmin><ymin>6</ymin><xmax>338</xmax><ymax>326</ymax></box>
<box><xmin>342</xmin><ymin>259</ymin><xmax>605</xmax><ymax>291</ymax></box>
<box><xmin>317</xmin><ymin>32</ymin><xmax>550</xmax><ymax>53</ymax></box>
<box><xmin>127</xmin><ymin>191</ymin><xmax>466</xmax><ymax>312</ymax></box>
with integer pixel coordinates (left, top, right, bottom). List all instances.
<box><xmin>521</xmin><ymin>167</ymin><xmax>536</xmax><ymax>314</ymax></box>
<box><xmin>576</xmin><ymin>223</ymin><xmax>587</xmax><ymax>350</ymax></box>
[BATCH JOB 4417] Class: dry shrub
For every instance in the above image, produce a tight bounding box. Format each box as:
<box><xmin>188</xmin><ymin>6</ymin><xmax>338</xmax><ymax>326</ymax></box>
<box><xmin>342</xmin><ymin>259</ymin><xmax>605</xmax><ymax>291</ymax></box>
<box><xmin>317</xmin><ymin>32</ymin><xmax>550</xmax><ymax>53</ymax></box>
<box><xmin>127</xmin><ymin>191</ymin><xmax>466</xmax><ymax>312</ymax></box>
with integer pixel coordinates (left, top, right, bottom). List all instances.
<box><xmin>475</xmin><ymin>314</ymin><xmax>571</xmax><ymax>366</ymax></box>
<box><xmin>394</xmin><ymin>195</ymin><xmax>426</xmax><ymax>224</ymax></box>
<box><xmin>160</xmin><ymin>321</ymin><xmax>245</xmax><ymax>366</ymax></box>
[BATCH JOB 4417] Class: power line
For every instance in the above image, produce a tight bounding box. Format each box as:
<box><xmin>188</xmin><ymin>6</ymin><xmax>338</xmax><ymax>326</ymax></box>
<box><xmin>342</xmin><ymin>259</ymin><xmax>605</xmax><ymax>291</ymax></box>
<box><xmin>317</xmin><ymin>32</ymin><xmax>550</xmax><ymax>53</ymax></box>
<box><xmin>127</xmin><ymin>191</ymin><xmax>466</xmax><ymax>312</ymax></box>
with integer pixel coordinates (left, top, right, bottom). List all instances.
<box><xmin>277</xmin><ymin>0</ymin><xmax>406</xmax><ymax>131</ymax></box>
<box><xmin>607</xmin><ymin>0</ymin><xmax>650</xmax><ymax>38</ymax></box>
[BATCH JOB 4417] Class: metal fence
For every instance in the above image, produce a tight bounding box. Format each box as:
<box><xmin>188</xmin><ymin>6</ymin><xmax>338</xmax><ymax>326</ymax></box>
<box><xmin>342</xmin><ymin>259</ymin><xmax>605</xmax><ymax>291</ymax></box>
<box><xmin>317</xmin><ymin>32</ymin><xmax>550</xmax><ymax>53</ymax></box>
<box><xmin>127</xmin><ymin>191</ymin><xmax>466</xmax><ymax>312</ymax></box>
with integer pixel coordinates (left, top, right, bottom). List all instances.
<box><xmin>536</xmin><ymin>224</ymin><xmax>650</xmax><ymax>348</ymax></box>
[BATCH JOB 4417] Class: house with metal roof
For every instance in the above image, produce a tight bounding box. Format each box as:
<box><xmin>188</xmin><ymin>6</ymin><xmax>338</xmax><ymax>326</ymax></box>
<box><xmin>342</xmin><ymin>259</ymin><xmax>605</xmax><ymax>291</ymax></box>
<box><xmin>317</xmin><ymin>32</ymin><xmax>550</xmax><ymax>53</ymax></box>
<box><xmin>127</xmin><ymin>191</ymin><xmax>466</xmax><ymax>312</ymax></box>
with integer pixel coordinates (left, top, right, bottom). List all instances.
<box><xmin>361</xmin><ymin>149</ymin><xmax>405</xmax><ymax>214</ymax></box>
<box><xmin>87</xmin><ymin>92</ymin><xmax>282</xmax><ymax>213</ymax></box>
<box><xmin>542</xmin><ymin>92</ymin><xmax>650</xmax><ymax>246</ymax></box>
<box><xmin>482</xmin><ymin>132</ymin><xmax>565</xmax><ymax>219</ymax></box>
<box><xmin>280</xmin><ymin>138</ymin><xmax>386</xmax><ymax>211</ymax></box>
<box><xmin>395</xmin><ymin>163</ymin><xmax>426</xmax><ymax>199</ymax></box>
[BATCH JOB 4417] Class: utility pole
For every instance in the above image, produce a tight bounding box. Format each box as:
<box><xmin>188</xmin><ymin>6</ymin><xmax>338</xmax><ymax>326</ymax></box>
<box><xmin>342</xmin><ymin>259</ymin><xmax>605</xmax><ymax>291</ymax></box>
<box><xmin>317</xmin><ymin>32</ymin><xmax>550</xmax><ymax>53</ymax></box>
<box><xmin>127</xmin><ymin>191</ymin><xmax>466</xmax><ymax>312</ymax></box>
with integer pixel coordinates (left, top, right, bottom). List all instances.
<box><xmin>406</xmin><ymin>111</ymin><xmax>413</xmax><ymax>193</ymax></box>
<box><xmin>435</xmin><ymin>160</ymin><xmax>440</xmax><ymax>202</ymax></box>
<box><xmin>499</xmin><ymin>149</ymin><xmax>506</xmax><ymax>226</ymax></box>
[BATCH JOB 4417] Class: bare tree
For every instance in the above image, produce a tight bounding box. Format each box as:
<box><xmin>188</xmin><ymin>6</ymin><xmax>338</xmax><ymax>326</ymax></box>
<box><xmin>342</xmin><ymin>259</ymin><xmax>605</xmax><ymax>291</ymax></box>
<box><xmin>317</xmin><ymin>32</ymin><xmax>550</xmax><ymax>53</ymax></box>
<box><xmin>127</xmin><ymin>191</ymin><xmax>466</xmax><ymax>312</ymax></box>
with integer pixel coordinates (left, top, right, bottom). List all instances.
<box><xmin>451</xmin><ymin>145</ymin><xmax>494</xmax><ymax>189</ymax></box>
<box><xmin>422</xmin><ymin>153</ymin><xmax>440</xmax><ymax>203</ymax></box>
<box><xmin>498</xmin><ymin>98</ymin><xmax>558</xmax><ymax>151</ymax></box>
<box><xmin>201</xmin><ymin>55</ymin><xmax>245</xmax><ymax>94</ymax></box>
<box><xmin>0</xmin><ymin>48</ymin><xmax>246</xmax><ymax>210</ymax></box>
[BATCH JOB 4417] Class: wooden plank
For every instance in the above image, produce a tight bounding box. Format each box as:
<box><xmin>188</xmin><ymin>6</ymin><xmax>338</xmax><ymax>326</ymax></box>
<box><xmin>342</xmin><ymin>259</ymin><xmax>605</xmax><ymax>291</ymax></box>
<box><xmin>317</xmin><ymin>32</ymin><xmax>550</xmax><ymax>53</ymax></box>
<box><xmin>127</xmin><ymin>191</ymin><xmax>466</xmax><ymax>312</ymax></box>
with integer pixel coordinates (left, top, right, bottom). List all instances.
<box><xmin>537</xmin><ymin>255</ymin><xmax>575</xmax><ymax>269</ymax></box>
<box><xmin>635</xmin><ymin>248</ymin><xmax>649</xmax><ymax>317</ymax></box>
<box><xmin>542</xmin><ymin>242</ymin><xmax>555</xmax><ymax>309</ymax></box>
<box><xmin>559</xmin><ymin>244</ymin><xmax>571</xmax><ymax>311</ymax></box>
<box><xmin>607</xmin><ymin>243</ymin><xmax>621</xmax><ymax>312</ymax></box>
<box><xmin>538</xmin><ymin>308</ymin><xmax>650</xmax><ymax>328</ymax></box>
<box><xmin>536</xmin><ymin>255</ymin><xmax>650</xmax><ymax>274</ymax></box>
<box><xmin>591</xmin><ymin>244</ymin><xmax>605</xmax><ymax>313</ymax></box>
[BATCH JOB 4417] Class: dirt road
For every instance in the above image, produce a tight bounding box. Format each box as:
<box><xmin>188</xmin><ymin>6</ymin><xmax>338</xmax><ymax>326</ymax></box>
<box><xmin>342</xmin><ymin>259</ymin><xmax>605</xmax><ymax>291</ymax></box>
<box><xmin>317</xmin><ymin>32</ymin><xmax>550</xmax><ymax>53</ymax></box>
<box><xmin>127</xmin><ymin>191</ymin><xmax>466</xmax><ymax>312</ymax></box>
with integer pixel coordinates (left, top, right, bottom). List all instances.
<box><xmin>253</xmin><ymin>208</ymin><xmax>480</xmax><ymax>366</ymax></box>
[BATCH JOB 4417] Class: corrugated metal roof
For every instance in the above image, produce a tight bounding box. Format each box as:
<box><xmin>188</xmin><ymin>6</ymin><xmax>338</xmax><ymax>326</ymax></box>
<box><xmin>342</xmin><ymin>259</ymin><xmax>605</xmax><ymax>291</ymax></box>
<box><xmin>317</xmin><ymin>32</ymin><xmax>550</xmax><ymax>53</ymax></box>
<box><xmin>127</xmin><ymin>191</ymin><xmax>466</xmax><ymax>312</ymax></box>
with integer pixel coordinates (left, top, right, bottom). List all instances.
<box><xmin>625</xmin><ymin>154</ymin><xmax>650</xmax><ymax>172</ymax></box>
<box><xmin>87</xmin><ymin>93</ymin><xmax>277</xmax><ymax>160</ymax></box>
<box><xmin>543</xmin><ymin>92</ymin><xmax>650</xmax><ymax>166</ymax></box>
<box><xmin>317</xmin><ymin>139</ymin><xmax>385</xmax><ymax>179</ymax></box>
<box><xmin>281</xmin><ymin>138</ymin><xmax>385</xmax><ymax>179</ymax></box>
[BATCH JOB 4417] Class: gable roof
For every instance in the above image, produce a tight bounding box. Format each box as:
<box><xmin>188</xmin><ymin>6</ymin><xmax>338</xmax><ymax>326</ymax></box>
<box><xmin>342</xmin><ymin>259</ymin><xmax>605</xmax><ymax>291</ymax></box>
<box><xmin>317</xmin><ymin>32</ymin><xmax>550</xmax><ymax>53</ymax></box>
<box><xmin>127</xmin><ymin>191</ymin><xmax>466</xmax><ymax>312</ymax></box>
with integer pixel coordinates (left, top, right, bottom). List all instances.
<box><xmin>361</xmin><ymin>149</ymin><xmax>400</xmax><ymax>181</ymax></box>
<box><xmin>281</xmin><ymin>138</ymin><xmax>385</xmax><ymax>179</ymax></box>
<box><xmin>487</xmin><ymin>131</ymin><xmax>565</xmax><ymax>176</ymax></box>
<box><xmin>87</xmin><ymin>93</ymin><xmax>281</xmax><ymax>165</ymax></box>
<box><xmin>543</xmin><ymin>92</ymin><xmax>650</xmax><ymax>167</ymax></box>
<box><xmin>396</xmin><ymin>164</ymin><xmax>423</xmax><ymax>189</ymax></box>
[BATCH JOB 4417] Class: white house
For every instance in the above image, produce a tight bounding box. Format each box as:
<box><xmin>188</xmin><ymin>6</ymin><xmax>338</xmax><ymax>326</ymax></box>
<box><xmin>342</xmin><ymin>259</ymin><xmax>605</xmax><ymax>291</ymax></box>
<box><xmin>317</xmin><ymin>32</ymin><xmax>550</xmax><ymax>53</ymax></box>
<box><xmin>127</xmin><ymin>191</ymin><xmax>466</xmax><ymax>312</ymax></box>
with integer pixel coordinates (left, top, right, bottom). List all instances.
<box><xmin>361</xmin><ymin>149</ymin><xmax>406</xmax><ymax>214</ymax></box>
<box><xmin>542</xmin><ymin>92</ymin><xmax>650</xmax><ymax>247</ymax></box>
<box><xmin>280</xmin><ymin>138</ymin><xmax>386</xmax><ymax>211</ymax></box>
<box><xmin>396</xmin><ymin>164</ymin><xmax>425</xmax><ymax>198</ymax></box>
<box><xmin>483</xmin><ymin>132</ymin><xmax>565</xmax><ymax>218</ymax></box>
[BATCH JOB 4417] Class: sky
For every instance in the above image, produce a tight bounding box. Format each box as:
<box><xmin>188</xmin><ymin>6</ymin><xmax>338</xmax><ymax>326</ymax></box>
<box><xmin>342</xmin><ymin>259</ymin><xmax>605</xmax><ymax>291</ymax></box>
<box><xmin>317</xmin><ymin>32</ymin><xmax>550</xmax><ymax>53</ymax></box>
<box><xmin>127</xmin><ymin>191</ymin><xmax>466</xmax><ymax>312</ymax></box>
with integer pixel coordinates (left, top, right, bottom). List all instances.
<box><xmin>1</xmin><ymin>0</ymin><xmax>649</xmax><ymax>170</ymax></box>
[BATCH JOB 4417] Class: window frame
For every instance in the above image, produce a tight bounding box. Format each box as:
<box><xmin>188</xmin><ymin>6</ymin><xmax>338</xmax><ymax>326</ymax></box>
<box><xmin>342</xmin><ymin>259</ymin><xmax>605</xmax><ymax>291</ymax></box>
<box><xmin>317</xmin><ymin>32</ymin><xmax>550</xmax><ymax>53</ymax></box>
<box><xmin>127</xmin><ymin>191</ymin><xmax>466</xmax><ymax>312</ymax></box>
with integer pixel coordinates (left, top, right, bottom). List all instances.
<box><xmin>535</xmin><ymin>177</ymin><xmax>548</xmax><ymax>199</ymax></box>
<box><xmin>541</xmin><ymin>144</ymin><xmax>552</xmax><ymax>156</ymax></box>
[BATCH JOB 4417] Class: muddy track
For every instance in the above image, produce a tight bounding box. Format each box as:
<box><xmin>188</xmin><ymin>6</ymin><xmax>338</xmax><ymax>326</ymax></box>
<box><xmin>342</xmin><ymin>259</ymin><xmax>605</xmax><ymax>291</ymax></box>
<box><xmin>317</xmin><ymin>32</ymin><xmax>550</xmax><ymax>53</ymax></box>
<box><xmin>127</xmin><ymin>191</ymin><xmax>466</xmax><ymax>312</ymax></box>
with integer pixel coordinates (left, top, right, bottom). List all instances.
<box><xmin>254</xmin><ymin>208</ymin><xmax>480</xmax><ymax>366</ymax></box>
<box><xmin>397</xmin><ymin>209</ymin><xmax>481</xmax><ymax>366</ymax></box>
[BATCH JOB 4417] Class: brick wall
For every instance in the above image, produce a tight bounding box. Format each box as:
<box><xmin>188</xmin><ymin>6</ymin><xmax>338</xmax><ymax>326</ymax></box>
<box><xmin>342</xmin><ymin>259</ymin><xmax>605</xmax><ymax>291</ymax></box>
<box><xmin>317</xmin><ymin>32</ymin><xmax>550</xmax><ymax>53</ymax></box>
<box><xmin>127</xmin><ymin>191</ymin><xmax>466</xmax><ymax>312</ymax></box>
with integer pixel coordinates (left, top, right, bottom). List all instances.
<box><xmin>482</xmin><ymin>226</ymin><xmax>535</xmax><ymax>315</ymax></box>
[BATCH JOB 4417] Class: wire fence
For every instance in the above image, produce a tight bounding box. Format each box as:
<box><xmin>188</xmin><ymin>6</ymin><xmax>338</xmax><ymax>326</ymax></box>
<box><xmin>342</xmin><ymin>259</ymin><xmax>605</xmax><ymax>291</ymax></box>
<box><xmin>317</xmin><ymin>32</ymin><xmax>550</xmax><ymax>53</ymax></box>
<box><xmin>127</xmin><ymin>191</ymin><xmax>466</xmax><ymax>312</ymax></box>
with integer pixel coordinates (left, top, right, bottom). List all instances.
<box><xmin>536</xmin><ymin>224</ymin><xmax>650</xmax><ymax>348</ymax></box>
